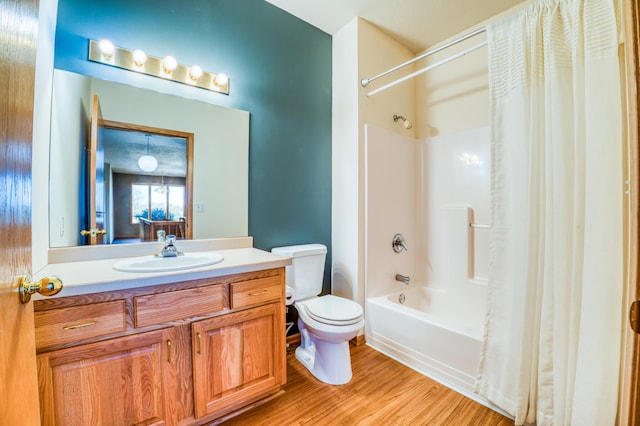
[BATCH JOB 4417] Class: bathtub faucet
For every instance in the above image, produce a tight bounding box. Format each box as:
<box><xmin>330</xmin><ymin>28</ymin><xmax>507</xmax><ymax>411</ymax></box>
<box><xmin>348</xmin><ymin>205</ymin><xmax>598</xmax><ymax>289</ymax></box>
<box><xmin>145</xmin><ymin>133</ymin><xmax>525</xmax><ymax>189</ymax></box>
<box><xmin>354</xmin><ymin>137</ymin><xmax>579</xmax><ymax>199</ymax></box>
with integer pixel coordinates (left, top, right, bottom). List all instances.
<box><xmin>392</xmin><ymin>233</ymin><xmax>408</xmax><ymax>253</ymax></box>
<box><xmin>395</xmin><ymin>274</ymin><xmax>410</xmax><ymax>285</ymax></box>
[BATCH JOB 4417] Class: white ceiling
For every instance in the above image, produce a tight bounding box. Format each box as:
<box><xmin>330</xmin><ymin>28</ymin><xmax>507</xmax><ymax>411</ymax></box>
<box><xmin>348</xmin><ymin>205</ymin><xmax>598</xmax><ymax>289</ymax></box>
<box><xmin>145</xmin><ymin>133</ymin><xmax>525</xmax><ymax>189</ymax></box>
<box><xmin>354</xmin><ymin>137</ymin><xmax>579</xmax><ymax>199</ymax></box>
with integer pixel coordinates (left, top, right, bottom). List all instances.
<box><xmin>104</xmin><ymin>128</ymin><xmax>186</xmax><ymax>177</ymax></box>
<box><xmin>265</xmin><ymin>0</ymin><xmax>526</xmax><ymax>53</ymax></box>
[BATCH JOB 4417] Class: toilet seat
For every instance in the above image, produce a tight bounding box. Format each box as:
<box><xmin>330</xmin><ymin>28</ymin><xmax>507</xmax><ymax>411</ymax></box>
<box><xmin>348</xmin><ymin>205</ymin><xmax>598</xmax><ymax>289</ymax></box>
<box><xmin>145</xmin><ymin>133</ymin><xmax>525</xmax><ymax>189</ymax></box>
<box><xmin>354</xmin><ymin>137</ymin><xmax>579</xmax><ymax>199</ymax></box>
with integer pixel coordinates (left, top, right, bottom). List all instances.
<box><xmin>301</xmin><ymin>295</ymin><xmax>363</xmax><ymax>326</ymax></box>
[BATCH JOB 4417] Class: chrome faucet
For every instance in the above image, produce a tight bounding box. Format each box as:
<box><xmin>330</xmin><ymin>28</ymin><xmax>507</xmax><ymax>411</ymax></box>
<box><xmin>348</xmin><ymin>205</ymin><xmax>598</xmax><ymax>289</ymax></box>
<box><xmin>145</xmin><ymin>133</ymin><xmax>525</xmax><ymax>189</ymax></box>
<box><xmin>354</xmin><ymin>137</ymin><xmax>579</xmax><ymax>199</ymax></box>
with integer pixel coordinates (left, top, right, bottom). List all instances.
<box><xmin>392</xmin><ymin>233</ymin><xmax>408</xmax><ymax>253</ymax></box>
<box><xmin>395</xmin><ymin>274</ymin><xmax>410</xmax><ymax>285</ymax></box>
<box><xmin>156</xmin><ymin>234</ymin><xmax>182</xmax><ymax>257</ymax></box>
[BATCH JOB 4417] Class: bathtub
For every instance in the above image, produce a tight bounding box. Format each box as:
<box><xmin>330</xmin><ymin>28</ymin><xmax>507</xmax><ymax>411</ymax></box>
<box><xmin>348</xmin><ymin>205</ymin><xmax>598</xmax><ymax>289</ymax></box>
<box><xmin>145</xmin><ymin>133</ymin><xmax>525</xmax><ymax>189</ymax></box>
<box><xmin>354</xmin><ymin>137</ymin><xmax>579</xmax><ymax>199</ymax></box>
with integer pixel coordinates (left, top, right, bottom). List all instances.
<box><xmin>365</xmin><ymin>286</ymin><xmax>484</xmax><ymax>396</ymax></box>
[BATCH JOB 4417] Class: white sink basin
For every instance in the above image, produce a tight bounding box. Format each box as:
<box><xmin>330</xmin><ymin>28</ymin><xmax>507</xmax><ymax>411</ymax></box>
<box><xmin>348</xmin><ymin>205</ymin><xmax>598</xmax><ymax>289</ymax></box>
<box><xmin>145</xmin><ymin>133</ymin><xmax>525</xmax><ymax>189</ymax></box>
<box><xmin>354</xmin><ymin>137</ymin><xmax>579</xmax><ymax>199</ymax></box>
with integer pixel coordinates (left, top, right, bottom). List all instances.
<box><xmin>113</xmin><ymin>252</ymin><xmax>224</xmax><ymax>273</ymax></box>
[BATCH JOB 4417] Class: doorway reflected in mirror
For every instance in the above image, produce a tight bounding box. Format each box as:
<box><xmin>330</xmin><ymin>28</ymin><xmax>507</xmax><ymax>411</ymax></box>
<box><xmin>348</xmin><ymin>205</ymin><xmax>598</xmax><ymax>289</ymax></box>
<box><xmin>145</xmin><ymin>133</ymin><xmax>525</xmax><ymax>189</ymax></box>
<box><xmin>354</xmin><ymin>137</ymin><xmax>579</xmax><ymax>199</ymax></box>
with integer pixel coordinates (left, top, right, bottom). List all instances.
<box><xmin>102</xmin><ymin>127</ymin><xmax>190</xmax><ymax>245</ymax></box>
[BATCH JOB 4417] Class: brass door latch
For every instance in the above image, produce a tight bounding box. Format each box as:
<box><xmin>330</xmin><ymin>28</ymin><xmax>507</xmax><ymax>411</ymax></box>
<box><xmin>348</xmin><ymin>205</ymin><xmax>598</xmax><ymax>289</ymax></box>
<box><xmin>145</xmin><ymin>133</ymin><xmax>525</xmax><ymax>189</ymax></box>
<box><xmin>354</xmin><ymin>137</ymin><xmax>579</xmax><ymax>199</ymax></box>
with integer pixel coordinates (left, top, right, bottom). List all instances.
<box><xmin>80</xmin><ymin>229</ymin><xmax>107</xmax><ymax>237</ymax></box>
<box><xmin>631</xmin><ymin>301</ymin><xmax>640</xmax><ymax>334</ymax></box>
<box><xmin>18</xmin><ymin>275</ymin><xmax>63</xmax><ymax>304</ymax></box>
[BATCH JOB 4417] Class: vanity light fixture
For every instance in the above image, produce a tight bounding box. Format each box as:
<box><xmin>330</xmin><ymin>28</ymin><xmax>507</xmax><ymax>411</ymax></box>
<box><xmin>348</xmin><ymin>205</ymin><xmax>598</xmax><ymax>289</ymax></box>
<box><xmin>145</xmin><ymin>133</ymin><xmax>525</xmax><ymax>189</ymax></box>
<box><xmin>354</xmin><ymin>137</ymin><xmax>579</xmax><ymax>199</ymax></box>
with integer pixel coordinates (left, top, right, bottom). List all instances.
<box><xmin>213</xmin><ymin>72</ymin><xmax>228</xmax><ymax>87</ymax></box>
<box><xmin>138</xmin><ymin>134</ymin><xmax>158</xmax><ymax>173</ymax></box>
<box><xmin>132</xmin><ymin>49</ymin><xmax>147</xmax><ymax>67</ymax></box>
<box><xmin>162</xmin><ymin>55</ymin><xmax>178</xmax><ymax>75</ymax></box>
<box><xmin>98</xmin><ymin>39</ymin><xmax>115</xmax><ymax>58</ymax></box>
<box><xmin>88</xmin><ymin>39</ymin><xmax>229</xmax><ymax>95</ymax></box>
<box><xmin>189</xmin><ymin>65</ymin><xmax>203</xmax><ymax>82</ymax></box>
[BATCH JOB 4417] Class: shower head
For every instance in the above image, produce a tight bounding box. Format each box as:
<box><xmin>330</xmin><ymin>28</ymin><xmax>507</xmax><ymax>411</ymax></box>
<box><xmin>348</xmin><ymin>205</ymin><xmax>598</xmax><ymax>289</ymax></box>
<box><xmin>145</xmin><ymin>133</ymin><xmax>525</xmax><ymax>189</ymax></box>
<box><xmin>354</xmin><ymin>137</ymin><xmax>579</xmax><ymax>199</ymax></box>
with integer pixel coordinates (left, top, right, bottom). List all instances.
<box><xmin>393</xmin><ymin>114</ymin><xmax>413</xmax><ymax>130</ymax></box>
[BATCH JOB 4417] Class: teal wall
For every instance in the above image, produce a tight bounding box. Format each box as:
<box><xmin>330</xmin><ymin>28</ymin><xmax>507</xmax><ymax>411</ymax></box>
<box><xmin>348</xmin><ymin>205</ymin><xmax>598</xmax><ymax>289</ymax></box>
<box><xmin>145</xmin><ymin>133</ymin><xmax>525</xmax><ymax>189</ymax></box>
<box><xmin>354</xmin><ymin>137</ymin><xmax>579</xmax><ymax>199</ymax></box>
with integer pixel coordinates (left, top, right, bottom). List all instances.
<box><xmin>54</xmin><ymin>0</ymin><xmax>333</xmax><ymax>292</ymax></box>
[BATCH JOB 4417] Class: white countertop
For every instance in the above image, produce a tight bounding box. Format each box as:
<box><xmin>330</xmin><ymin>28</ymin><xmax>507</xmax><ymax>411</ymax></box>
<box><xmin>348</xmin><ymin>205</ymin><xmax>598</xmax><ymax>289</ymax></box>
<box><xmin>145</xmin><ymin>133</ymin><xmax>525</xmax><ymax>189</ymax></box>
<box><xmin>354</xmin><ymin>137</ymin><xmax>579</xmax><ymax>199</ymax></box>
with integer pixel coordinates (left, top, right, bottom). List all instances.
<box><xmin>34</xmin><ymin>247</ymin><xmax>292</xmax><ymax>299</ymax></box>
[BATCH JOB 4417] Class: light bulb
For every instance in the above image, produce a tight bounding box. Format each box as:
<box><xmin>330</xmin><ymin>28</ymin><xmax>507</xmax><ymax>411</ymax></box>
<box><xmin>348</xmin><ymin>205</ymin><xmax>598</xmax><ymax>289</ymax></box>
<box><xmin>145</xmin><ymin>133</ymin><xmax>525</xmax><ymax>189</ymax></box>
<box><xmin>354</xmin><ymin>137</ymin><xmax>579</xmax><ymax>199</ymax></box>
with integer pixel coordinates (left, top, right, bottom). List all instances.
<box><xmin>189</xmin><ymin>65</ymin><xmax>203</xmax><ymax>81</ymax></box>
<box><xmin>138</xmin><ymin>155</ymin><xmax>158</xmax><ymax>172</ymax></box>
<box><xmin>132</xmin><ymin>49</ymin><xmax>147</xmax><ymax>66</ymax></box>
<box><xmin>213</xmin><ymin>73</ymin><xmax>228</xmax><ymax>87</ymax></box>
<box><xmin>162</xmin><ymin>56</ymin><xmax>177</xmax><ymax>73</ymax></box>
<box><xmin>98</xmin><ymin>39</ymin><xmax>115</xmax><ymax>58</ymax></box>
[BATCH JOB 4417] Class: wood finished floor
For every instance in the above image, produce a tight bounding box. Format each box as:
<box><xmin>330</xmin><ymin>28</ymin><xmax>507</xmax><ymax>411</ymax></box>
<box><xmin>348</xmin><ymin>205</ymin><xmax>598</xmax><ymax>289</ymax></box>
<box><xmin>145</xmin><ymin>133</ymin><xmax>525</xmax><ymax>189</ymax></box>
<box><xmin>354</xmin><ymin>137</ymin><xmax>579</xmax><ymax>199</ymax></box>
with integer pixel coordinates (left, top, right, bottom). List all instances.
<box><xmin>221</xmin><ymin>344</ymin><xmax>513</xmax><ymax>426</ymax></box>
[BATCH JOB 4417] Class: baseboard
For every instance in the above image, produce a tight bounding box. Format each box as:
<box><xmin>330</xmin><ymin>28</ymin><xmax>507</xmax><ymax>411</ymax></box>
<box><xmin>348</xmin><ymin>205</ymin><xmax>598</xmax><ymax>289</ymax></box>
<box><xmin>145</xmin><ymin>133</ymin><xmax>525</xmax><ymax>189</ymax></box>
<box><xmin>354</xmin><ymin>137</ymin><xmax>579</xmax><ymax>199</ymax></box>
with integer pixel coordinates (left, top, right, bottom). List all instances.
<box><xmin>287</xmin><ymin>332</ymin><xmax>365</xmax><ymax>348</ymax></box>
<box><xmin>287</xmin><ymin>333</ymin><xmax>301</xmax><ymax>353</ymax></box>
<box><xmin>350</xmin><ymin>334</ymin><xmax>366</xmax><ymax>346</ymax></box>
<box><xmin>207</xmin><ymin>389</ymin><xmax>285</xmax><ymax>425</ymax></box>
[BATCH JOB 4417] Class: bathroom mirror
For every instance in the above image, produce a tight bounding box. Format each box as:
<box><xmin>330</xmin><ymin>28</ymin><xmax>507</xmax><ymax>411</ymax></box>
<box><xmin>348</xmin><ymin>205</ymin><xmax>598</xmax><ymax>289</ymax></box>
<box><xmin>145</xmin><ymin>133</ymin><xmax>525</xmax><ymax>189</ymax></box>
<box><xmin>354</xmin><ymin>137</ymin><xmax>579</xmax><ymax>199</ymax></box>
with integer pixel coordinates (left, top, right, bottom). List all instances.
<box><xmin>49</xmin><ymin>69</ymin><xmax>249</xmax><ymax>248</ymax></box>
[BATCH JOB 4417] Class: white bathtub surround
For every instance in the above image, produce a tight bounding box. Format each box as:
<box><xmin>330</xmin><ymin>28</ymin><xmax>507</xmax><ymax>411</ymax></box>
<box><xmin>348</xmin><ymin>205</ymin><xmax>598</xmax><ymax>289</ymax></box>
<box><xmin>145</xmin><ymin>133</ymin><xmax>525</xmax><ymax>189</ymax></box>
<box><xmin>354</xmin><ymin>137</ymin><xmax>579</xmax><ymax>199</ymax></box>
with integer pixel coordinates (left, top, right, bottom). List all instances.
<box><xmin>364</xmin><ymin>124</ymin><xmax>418</xmax><ymax>299</ymax></box>
<box><xmin>422</xmin><ymin>128</ymin><xmax>491</xmax><ymax>287</ymax></box>
<box><xmin>475</xmin><ymin>2</ymin><xmax>624</xmax><ymax>425</ymax></box>
<box><xmin>367</xmin><ymin>287</ymin><xmax>482</xmax><ymax>390</ymax></box>
<box><xmin>364</xmin><ymin>124</ymin><xmax>492</xmax><ymax>404</ymax></box>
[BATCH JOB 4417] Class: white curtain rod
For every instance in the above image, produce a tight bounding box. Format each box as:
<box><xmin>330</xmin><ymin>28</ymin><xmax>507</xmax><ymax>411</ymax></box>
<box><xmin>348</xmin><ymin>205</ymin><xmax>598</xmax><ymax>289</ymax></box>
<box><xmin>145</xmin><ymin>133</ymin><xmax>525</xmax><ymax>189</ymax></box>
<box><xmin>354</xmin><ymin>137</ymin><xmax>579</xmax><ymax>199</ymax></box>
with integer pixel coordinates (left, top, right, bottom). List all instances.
<box><xmin>361</xmin><ymin>26</ymin><xmax>486</xmax><ymax>93</ymax></box>
<box><xmin>366</xmin><ymin>40</ymin><xmax>487</xmax><ymax>97</ymax></box>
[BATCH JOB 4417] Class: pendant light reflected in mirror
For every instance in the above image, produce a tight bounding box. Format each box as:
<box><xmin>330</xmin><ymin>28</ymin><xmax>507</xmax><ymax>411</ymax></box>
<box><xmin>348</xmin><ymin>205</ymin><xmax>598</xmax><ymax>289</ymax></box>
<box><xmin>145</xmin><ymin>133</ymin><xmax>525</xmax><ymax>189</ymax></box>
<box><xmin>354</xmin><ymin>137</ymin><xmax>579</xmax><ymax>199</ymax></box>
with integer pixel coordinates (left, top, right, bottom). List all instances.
<box><xmin>156</xmin><ymin>174</ymin><xmax>169</xmax><ymax>194</ymax></box>
<box><xmin>138</xmin><ymin>134</ymin><xmax>158</xmax><ymax>172</ymax></box>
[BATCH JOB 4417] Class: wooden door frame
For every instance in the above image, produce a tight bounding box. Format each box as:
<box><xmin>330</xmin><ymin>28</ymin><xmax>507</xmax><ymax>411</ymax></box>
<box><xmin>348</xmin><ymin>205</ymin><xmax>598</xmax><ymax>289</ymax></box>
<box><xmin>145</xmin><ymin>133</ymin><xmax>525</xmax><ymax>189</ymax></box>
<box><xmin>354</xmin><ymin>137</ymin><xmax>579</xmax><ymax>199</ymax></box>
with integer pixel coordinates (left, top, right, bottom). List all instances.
<box><xmin>100</xmin><ymin>119</ymin><xmax>194</xmax><ymax>240</ymax></box>
<box><xmin>622</xmin><ymin>0</ymin><xmax>640</xmax><ymax>423</ymax></box>
<box><xmin>88</xmin><ymin>94</ymin><xmax>105</xmax><ymax>244</ymax></box>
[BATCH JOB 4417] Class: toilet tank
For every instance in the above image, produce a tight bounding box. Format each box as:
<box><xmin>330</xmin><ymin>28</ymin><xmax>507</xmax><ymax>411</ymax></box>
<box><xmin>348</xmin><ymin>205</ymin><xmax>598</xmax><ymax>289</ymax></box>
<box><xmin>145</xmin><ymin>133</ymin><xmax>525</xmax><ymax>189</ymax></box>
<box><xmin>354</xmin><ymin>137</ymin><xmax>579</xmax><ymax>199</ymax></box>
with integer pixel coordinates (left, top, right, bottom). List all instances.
<box><xmin>271</xmin><ymin>244</ymin><xmax>327</xmax><ymax>300</ymax></box>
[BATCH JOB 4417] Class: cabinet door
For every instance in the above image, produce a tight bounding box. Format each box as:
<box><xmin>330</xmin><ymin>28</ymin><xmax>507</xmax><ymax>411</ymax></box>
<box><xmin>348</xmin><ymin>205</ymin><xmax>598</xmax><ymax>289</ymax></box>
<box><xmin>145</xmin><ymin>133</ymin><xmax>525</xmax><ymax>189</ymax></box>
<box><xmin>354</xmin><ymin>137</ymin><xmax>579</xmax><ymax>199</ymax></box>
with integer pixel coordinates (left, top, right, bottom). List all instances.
<box><xmin>192</xmin><ymin>303</ymin><xmax>285</xmax><ymax>419</ymax></box>
<box><xmin>38</xmin><ymin>328</ymin><xmax>177</xmax><ymax>426</ymax></box>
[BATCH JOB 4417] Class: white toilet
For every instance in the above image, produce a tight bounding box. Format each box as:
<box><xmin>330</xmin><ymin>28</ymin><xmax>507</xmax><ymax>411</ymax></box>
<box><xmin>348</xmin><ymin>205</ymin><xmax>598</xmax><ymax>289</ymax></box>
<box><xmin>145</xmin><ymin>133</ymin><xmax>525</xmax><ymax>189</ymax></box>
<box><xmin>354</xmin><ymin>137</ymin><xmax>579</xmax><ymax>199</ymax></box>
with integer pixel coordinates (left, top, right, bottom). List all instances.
<box><xmin>271</xmin><ymin>244</ymin><xmax>364</xmax><ymax>385</ymax></box>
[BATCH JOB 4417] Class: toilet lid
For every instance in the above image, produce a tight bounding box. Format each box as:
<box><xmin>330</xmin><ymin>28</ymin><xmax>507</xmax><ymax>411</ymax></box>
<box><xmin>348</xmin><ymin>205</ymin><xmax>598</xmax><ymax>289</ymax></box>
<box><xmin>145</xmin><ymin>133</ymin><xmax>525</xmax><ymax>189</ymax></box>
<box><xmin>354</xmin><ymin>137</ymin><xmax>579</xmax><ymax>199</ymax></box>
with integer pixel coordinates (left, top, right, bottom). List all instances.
<box><xmin>303</xmin><ymin>295</ymin><xmax>363</xmax><ymax>326</ymax></box>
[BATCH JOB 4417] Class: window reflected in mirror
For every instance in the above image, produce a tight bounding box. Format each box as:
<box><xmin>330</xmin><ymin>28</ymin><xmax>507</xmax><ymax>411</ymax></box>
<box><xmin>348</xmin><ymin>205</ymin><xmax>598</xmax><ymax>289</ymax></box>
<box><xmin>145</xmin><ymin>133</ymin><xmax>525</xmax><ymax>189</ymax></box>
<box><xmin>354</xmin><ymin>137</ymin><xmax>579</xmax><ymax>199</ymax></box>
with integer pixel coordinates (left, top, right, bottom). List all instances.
<box><xmin>131</xmin><ymin>183</ymin><xmax>186</xmax><ymax>224</ymax></box>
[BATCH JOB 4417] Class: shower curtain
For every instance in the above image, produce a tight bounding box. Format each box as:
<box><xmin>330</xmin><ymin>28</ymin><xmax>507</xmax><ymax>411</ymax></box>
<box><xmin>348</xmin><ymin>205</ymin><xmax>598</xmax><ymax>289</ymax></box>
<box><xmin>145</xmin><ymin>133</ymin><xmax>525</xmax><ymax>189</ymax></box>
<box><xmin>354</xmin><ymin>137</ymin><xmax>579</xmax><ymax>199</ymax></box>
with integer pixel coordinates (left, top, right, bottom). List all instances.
<box><xmin>475</xmin><ymin>1</ymin><xmax>623</xmax><ymax>425</ymax></box>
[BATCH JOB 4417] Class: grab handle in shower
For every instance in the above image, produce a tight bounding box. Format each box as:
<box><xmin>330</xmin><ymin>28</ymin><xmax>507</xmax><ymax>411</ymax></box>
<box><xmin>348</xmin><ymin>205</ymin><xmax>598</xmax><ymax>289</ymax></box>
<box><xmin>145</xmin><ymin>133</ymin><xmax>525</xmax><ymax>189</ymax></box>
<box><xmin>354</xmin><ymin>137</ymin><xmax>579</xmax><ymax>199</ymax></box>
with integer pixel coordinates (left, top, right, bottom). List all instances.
<box><xmin>469</xmin><ymin>223</ymin><xmax>491</xmax><ymax>229</ymax></box>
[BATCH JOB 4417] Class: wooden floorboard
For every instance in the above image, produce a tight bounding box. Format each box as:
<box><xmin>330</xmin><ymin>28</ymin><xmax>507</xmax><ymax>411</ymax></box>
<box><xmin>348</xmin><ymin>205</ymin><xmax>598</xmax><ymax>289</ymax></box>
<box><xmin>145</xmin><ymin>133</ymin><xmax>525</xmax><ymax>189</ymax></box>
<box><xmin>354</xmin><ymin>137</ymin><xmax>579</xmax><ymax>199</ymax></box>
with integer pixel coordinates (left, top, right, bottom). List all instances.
<box><xmin>220</xmin><ymin>344</ymin><xmax>513</xmax><ymax>425</ymax></box>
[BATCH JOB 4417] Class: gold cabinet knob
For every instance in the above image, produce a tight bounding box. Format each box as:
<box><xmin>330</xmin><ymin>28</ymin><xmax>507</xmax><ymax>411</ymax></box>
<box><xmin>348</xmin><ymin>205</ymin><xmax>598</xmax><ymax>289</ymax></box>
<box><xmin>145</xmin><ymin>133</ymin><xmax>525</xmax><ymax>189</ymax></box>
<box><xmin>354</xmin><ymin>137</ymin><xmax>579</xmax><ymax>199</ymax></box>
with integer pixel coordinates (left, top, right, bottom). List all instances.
<box><xmin>18</xmin><ymin>275</ymin><xmax>63</xmax><ymax>304</ymax></box>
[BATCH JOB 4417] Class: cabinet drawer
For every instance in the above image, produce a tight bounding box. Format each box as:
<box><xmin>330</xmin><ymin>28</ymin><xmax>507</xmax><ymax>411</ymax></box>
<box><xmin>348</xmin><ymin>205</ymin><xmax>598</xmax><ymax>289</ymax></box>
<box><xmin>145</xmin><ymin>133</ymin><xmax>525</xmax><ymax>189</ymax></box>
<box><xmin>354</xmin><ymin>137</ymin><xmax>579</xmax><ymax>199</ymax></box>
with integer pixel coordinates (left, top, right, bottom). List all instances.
<box><xmin>134</xmin><ymin>284</ymin><xmax>226</xmax><ymax>328</ymax></box>
<box><xmin>230</xmin><ymin>275</ymin><xmax>283</xmax><ymax>309</ymax></box>
<box><xmin>34</xmin><ymin>300</ymin><xmax>126</xmax><ymax>349</ymax></box>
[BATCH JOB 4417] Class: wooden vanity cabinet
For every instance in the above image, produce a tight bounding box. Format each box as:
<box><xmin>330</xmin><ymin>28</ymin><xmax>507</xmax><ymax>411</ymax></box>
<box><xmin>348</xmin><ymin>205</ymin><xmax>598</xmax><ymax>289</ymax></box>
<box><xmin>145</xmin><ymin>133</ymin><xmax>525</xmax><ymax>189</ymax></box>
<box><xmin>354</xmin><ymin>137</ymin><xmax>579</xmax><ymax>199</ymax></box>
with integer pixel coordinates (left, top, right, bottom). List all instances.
<box><xmin>192</xmin><ymin>302</ymin><xmax>285</xmax><ymax>418</ymax></box>
<box><xmin>37</xmin><ymin>327</ymin><xmax>178</xmax><ymax>426</ymax></box>
<box><xmin>34</xmin><ymin>267</ymin><xmax>286</xmax><ymax>426</ymax></box>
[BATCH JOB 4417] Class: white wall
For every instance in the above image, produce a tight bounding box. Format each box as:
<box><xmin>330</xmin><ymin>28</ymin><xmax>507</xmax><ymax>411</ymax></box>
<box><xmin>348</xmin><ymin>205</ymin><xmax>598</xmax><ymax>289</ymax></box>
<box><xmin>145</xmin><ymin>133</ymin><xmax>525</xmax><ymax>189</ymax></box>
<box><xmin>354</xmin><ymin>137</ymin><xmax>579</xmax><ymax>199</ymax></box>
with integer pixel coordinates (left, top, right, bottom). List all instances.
<box><xmin>332</xmin><ymin>18</ymin><xmax>416</xmax><ymax>305</ymax></box>
<box><xmin>414</xmin><ymin>31</ymin><xmax>489</xmax><ymax>138</ymax></box>
<box><xmin>32</xmin><ymin>0</ymin><xmax>58</xmax><ymax>272</ymax></box>
<box><xmin>332</xmin><ymin>19</ymin><xmax>360</xmax><ymax>300</ymax></box>
<box><xmin>48</xmin><ymin>71</ymin><xmax>91</xmax><ymax>247</ymax></box>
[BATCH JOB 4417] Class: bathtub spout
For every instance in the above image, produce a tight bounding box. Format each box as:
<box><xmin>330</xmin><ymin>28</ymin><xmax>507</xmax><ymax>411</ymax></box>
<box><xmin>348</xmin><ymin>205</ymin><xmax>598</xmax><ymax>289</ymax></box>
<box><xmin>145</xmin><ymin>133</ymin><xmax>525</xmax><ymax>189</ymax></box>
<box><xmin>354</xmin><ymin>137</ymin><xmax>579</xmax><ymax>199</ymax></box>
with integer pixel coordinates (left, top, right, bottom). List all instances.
<box><xmin>395</xmin><ymin>274</ymin><xmax>410</xmax><ymax>285</ymax></box>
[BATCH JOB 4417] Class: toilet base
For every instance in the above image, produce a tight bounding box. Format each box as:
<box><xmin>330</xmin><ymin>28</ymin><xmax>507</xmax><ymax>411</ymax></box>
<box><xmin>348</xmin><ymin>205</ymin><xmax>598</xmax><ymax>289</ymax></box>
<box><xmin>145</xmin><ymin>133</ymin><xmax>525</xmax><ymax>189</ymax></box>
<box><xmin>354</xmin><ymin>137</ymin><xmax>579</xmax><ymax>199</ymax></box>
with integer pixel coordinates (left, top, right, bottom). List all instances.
<box><xmin>295</xmin><ymin>331</ymin><xmax>353</xmax><ymax>385</ymax></box>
